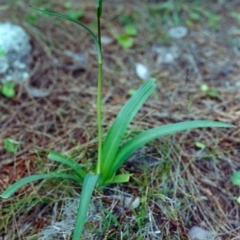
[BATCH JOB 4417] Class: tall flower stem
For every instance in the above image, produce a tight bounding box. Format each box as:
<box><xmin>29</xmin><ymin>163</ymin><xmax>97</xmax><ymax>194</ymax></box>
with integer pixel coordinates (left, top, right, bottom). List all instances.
<box><xmin>96</xmin><ymin>60</ymin><xmax>102</xmax><ymax>174</ymax></box>
<box><xmin>96</xmin><ymin>2</ymin><xmax>103</xmax><ymax>174</ymax></box>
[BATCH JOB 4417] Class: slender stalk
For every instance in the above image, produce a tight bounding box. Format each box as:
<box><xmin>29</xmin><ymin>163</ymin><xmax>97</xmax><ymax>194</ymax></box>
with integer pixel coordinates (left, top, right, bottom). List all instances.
<box><xmin>96</xmin><ymin>6</ymin><xmax>103</xmax><ymax>174</ymax></box>
<box><xmin>96</xmin><ymin>61</ymin><xmax>103</xmax><ymax>174</ymax></box>
<box><xmin>97</xmin><ymin>6</ymin><xmax>102</xmax><ymax>53</ymax></box>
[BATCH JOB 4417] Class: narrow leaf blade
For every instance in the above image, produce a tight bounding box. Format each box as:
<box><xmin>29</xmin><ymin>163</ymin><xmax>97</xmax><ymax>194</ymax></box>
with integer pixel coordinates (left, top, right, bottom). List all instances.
<box><xmin>106</xmin><ymin>173</ymin><xmax>132</xmax><ymax>185</ymax></box>
<box><xmin>72</xmin><ymin>173</ymin><xmax>99</xmax><ymax>240</ymax></box>
<box><xmin>109</xmin><ymin>120</ymin><xmax>234</xmax><ymax>180</ymax></box>
<box><xmin>48</xmin><ymin>151</ymin><xmax>86</xmax><ymax>179</ymax></box>
<box><xmin>30</xmin><ymin>6</ymin><xmax>102</xmax><ymax>63</ymax></box>
<box><xmin>101</xmin><ymin>79</ymin><xmax>156</xmax><ymax>178</ymax></box>
<box><xmin>0</xmin><ymin>173</ymin><xmax>81</xmax><ymax>199</ymax></box>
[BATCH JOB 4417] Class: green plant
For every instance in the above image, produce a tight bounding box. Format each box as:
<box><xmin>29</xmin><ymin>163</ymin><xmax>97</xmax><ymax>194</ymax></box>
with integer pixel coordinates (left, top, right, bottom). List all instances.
<box><xmin>0</xmin><ymin>48</ymin><xmax>5</xmax><ymax>56</ymax></box>
<box><xmin>231</xmin><ymin>171</ymin><xmax>240</xmax><ymax>204</ymax></box>
<box><xmin>148</xmin><ymin>1</ymin><xmax>221</xmax><ymax>29</ymax></box>
<box><xmin>201</xmin><ymin>84</ymin><xmax>219</xmax><ymax>98</ymax></box>
<box><xmin>0</xmin><ymin>1</ymin><xmax>234</xmax><ymax>239</ymax></box>
<box><xmin>64</xmin><ymin>2</ymin><xmax>84</xmax><ymax>20</ymax></box>
<box><xmin>3</xmin><ymin>138</ymin><xmax>21</xmax><ymax>153</ymax></box>
<box><xmin>195</xmin><ymin>141</ymin><xmax>206</xmax><ymax>150</ymax></box>
<box><xmin>116</xmin><ymin>33</ymin><xmax>134</xmax><ymax>49</ymax></box>
<box><xmin>116</xmin><ymin>24</ymin><xmax>138</xmax><ymax>49</ymax></box>
<box><xmin>0</xmin><ymin>81</ymin><xmax>16</xmax><ymax>98</ymax></box>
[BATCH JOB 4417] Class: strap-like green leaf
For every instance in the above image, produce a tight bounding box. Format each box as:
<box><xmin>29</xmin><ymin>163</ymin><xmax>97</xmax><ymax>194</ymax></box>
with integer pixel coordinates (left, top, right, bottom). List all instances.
<box><xmin>0</xmin><ymin>173</ymin><xmax>81</xmax><ymax>199</ymax></box>
<box><xmin>72</xmin><ymin>173</ymin><xmax>99</xmax><ymax>240</ymax></box>
<box><xmin>105</xmin><ymin>173</ymin><xmax>132</xmax><ymax>185</ymax></box>
<box><xmin>101</xmin><ymin>79</ymin><xmax>156</xmax><ymax>180</ymax></box>
<box><xmin>108</xmin><ymin>120</ymin><xmax>234</xmax><ymax>180</ymax></box>
<box><xmin>30</xmin><ymin>6</ymin><xmax>102</xmax><ymax>63</ymax></box>
<box><xmin>48</xmin><ymin>151</ymin><xmax>86</xmax><ymax>180</ymax></box>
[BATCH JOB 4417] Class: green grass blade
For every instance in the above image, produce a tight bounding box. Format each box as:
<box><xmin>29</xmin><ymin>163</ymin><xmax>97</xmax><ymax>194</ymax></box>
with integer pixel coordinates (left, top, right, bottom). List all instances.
<box><xmin>108</xmin><ymin>120</ymin><xmax>234</xmax><ymax>180</ymax></box>
<box><xmin>73</xmin><ymin>173</ymin><xmax>99</xmax><ymax>240</ymax></box>
<box><xmin>105</xmin><ymin>173</ymin><xmax>132</xmax><ymax>185</ymax></box>
<box><xmin>48</xmin><ymin>151</ymin><xmax>86</xmax><ymax>180</ymax></box>
<box><xmin>101</xmin><ymin>79</ymin><xmax>156</xmax><ymax>179</ymax></box>
<box><xmin>0</xmin><ymin>173</ymin><xmax>81</xmax><ymax>199</ymax></box>
<box><xmin>30</xmin><ymin>6</ymin><xmax>102</xmax><ymax>63</ymax></box>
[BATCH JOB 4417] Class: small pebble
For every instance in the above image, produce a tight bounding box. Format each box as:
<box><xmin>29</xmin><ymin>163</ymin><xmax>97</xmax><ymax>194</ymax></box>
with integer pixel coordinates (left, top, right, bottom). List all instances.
<box><xmin>124</xmin><ymin>196</ymin><xmax>140</xmax><ymax>209</ymax></box>
<box><xmin>101</xmin><ymin>36</ymin><xmax>113</xmax><ymax>45</ymax></box>
<box><xmin>168</xmin><ymin>26</ymin><xmax>188</xmax><ymax>39</ymax></box>
<box><xmin>188</xmin><ymin>226</ymin><xmax>221</xmax><ymax>240</ymax></box>
<box><xmin>135</xmin><ymin>63</ymin><xmax>150</xmax><ymax>80</ymax></box>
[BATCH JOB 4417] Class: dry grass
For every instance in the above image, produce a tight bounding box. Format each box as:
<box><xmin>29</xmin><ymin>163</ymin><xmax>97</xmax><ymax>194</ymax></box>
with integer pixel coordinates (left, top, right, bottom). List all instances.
<box><xmin>0</xmin><ymin>0</ymin><xmax>240</xmax><ymax>239</ymax></box>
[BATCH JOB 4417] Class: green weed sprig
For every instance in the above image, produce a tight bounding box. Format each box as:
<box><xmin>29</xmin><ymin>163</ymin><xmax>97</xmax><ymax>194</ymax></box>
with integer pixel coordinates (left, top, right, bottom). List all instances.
<box><xmin>0</xmin><ymin>1</ymin><xmax>234</xmax><ymax>239</ymax></box>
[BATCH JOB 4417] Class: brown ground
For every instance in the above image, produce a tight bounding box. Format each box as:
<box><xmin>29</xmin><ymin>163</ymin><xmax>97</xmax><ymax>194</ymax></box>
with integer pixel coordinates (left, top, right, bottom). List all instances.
<box><xmin>0</xmin><ymin>0</ymin><xmax>240</xmax><ymax>239</ymax></box>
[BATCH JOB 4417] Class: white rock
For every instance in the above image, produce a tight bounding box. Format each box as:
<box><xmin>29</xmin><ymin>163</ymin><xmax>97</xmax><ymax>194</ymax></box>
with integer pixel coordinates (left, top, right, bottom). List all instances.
<box><xmin>168</xmin><ymin>26</ymin><xmax>188</xmax><ymax>39</ymax></box>
<box><xmin>26</xmin><ymin>87</ymin><xmax>50</xmax><ymax>98</ymax></box>
<box><xmin>135</xmin><ymin>63</ymin><xmax>150</xmax><ymax>80</ymax></box>
<box><xmin>0</xmin><ymin>22</ymin><xmax>31</xmax><ymax>83</ymax></box>
<box><xmin>64</xmin><ymin>50</ymin><xmax>88</xmax><ymax>69</ymax></box>
<box><xmin>124</xmin><ymin>196</ymin><xmax>140</xmax><ymax>209</ymax></box>
<box><xmin>188</xmin><ymin>226</ymin><xmax>222</xmax><ymax>240</ymax></box>
<box><xmin>0</xmin><ymin>57</ymin><xmax>9</xmax><ymax>73</ymax></box>
<box><xmin>64</xmin><ymin>50</ymin><xmax>85</xmax><ymax>63</ymax></box>
<box><xmin>153</xmin><ymin>45</ymin><xmax>179</xmax><ymax>64</ymax></box>
<box><xmin>101</xmin><ymin>36</ymin><xmax>113</xmax><ymax>45</ymax></box>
